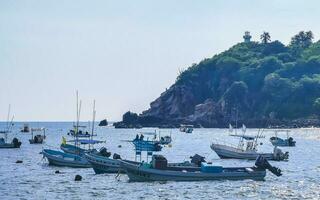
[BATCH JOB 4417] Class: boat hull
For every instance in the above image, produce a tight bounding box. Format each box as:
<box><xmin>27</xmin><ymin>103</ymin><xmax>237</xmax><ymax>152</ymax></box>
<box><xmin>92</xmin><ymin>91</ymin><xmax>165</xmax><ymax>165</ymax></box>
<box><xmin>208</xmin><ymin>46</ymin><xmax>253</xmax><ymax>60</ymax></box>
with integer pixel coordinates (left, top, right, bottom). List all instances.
<box><xmin>270</xmin><ymin>138</ymin><xmax>296</xmax><ymax>147</ymax></box>
<box><xmin>210</xmin><ymin>144</ymin><xmax>275</xmax><ymax>160</ymax></box>
<box><xmin>0</xmin><ymin>143</ymin><xmax>20</xmax><ymax>148</ymax></box>
<box><xmin>85</xmin><ymin>153</ymin><xmax>122</xmax><ymax>174</ymax></box>
<box><xmin>120</xmin><ymin>161</ymin><xmax>266</xmax><ymax>182</ymax></box>
<box><xmin>42</xmin><ymin>149</ymin><xmax>91</xmax><ymax>168</ymax></box>
<box><xmin>60</xmin><ymin>144</ymin><xmax>87</xmax><ymax>155</ymax></box>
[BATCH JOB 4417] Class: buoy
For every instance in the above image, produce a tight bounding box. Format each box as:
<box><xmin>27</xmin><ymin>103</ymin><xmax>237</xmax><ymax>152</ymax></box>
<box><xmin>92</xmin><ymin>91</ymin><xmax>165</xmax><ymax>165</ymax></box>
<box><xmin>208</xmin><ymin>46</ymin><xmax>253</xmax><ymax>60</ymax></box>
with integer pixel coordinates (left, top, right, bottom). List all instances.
<box><xmin>55</xmin><ymin>170</ymin><xmax>60</xmax><ymax>174</ymax></box>
<box><xmin>74</xmin><ymin>175</ymin><xmax>82</xmax><ymax>181</ymax></box>
<box><xmin>16</xmin><ymin>160</ymin><xmax>23</xmax><ymax>163</ymax></box>
<box><xmin>118</xmin><ymin>145</ymin><xmax>122</xmax><ymax>148</ymax></box>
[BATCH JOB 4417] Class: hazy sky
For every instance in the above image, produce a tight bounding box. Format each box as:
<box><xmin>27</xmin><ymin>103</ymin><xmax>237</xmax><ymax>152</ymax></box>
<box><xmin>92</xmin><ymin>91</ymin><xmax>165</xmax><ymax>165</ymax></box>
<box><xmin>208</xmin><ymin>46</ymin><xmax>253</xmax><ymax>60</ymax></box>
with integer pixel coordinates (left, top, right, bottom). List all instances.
<box><xmin>0</xmin><ymin>0</ymin><xmax>319</xmax><ymax>121</ymax></box>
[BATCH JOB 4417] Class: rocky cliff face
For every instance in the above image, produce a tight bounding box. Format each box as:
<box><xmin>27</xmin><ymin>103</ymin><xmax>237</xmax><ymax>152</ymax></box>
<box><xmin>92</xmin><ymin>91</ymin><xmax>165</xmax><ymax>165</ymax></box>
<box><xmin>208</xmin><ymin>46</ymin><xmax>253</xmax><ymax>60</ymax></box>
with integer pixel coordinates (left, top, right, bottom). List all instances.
<box><xmin>141</xmin><ymin>85</ymin><xmax>197</xmax><ymax>119</ymax></box>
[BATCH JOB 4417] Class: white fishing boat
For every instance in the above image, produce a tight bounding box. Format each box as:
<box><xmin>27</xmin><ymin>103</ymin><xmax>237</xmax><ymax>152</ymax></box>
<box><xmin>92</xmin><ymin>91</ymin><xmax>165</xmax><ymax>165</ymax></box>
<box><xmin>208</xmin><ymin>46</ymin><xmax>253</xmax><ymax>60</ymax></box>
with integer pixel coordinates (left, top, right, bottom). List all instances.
<box><xmin>211</xmin><ymin>125</ymin><xmax>288</xmax><ymax>161</ymax></box>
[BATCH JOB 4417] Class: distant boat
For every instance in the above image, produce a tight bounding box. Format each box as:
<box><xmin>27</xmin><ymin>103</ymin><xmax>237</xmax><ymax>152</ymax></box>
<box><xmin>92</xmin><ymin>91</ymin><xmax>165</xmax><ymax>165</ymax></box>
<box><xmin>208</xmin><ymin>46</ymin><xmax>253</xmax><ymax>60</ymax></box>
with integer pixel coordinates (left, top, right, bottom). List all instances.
<box><xmin>0</xmin><ymin>105</ymin><xmax>22</xmax><ymax>149</ymax></box>
<box><xmin>29</xmin><ymin>128</ymin><xmax>46</xmax><ymax>144</ymax></box>
<box><xmin>131</xmin><ymin>134</ymin><xmax>162</xmax><ymax>152</ymax></box>
<box><xmin>67</xmin><ymin>125</ymin><xmax>96</xmax><ymax>137</ymax></box>
<box><xmin>20</xmin><ymin>124</ymin><xmax>30</xmax><ymax>133</ymax></box>
<box><xmin>179</xmin><ymin>124</ymin><xmax>193</xmax><ymax>133</ymax></box>
<box><xmin>270</xmin><ymin>130</ymin><xmax>296</xmax><ymax>147</ymax></box>
<box><xmin>119</xmin><ymin>155</ymin><xmax>282</xmax><ymax>182</ymax></box>
<box><xmin>211</xmin><ymin>126</ymin><xmax>289</xmax><ymax>161</ymax></box>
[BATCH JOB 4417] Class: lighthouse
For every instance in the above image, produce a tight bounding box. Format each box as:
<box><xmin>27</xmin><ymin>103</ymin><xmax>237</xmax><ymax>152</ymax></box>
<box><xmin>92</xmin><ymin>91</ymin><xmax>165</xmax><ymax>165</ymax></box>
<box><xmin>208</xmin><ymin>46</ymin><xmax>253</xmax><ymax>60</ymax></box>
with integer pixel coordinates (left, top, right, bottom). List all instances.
<box><xmin>243</xmin><ymin>31</ymin><xmax>252</xmax><ymax>43</ymax></box>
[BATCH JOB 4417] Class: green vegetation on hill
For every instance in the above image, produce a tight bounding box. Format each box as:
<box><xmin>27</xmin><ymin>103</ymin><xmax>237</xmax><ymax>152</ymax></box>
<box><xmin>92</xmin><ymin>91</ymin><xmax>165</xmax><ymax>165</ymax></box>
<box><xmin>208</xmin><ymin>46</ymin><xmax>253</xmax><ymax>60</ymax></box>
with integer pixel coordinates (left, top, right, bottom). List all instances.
<box><xmin>116</xmin><ymin>31</ymin><xmax>320</xmax><ymax>128</ymax></box>
<box><xmin>175</xmin><ymin>31</ymin><xmax>320</xmax><ymax>120</ymax></box>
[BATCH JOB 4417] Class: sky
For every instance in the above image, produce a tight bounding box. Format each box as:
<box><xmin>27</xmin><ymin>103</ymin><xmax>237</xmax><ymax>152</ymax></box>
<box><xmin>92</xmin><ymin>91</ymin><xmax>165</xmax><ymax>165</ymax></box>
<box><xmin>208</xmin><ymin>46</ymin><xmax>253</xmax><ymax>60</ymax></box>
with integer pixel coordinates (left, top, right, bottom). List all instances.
<box><xmin>0</xmin><ymin>0</ymin><xmax>319</xmax><ymax>122</ymax></box>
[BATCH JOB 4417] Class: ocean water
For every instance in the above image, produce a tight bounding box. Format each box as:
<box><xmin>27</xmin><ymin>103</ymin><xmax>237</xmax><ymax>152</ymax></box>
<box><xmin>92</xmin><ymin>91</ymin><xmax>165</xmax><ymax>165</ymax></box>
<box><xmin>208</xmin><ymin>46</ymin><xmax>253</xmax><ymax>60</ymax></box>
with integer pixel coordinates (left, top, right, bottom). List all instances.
<box><xmin>0</xmin><ymin>122</ymin><xmax>320</xmax><ymax>200</ymax></box>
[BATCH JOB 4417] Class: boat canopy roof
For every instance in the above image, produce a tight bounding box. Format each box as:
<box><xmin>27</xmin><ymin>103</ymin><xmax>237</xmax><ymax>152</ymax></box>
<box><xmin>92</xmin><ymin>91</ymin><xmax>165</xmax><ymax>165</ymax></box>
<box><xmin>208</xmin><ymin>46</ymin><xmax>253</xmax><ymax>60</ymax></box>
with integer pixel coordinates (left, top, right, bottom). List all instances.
<box><xmin>180</xmin><ymin>124</ymin><xmax>194</xmax><ymax>127</ymax></box>
<box><xmin>68</xmin><ymin>139</ymin><xmax>104</xmax><ymax>145</ymax></box>
<box><xmin>230</xmin><ymin>134</ymin><xmax>262</xmax><ymax>140</ymax></box>
<box><xmin>31</xmin><ymin>128</ymin><xmax>45</xmax><ymax>132</ymax></box>
<box><xmin>139</xmin><ymin>132</ymin><xmax>156</xmax><ymax>135</ymax></box>
<box><xmin>73</xmin><ymin>125</ymin><xmax>87</xmax><ymax>128</ymax></box>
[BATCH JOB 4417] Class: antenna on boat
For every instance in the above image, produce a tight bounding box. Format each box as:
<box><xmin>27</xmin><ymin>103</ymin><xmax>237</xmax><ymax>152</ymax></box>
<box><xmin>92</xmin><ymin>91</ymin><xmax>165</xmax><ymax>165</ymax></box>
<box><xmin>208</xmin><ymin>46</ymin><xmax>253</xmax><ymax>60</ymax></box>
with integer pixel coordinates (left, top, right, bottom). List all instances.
<box><xmin>90</xmin><ymin>100</ymin><xmax>96</xmax><ymax>150</ymax></box>
<box><xmin>6</xmin><ymin>104</ymin><xmax>11</xmax><ymax>132</ymax></box>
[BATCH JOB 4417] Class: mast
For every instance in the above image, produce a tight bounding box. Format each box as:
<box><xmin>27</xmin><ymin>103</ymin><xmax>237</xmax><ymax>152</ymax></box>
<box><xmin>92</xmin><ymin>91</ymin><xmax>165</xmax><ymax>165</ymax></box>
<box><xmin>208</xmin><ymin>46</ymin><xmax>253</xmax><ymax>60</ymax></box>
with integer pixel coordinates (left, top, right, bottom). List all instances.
<box><xmin>90</xmin><ymin>100</ymin><xmax>96</xmax><ymax>150</ymax></box>
<box><xmin>4</xmin><ymin>105</ymin><xmax>12</xmax><ymax>142</ymax></box>
<box><xmin>6</xmin><ymin>104</ymin><xmax>11</xmax><ymax>132</ymax></box>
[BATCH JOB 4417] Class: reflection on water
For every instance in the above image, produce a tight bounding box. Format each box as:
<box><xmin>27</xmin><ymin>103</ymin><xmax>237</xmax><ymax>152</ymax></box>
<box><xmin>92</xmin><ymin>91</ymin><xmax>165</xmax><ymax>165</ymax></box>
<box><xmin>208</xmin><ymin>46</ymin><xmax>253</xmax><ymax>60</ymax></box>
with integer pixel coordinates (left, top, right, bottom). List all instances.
<box><xmin>0</xmin><ymin>122</ymin><xmax>320</xmax><ymax>200</ymax></box>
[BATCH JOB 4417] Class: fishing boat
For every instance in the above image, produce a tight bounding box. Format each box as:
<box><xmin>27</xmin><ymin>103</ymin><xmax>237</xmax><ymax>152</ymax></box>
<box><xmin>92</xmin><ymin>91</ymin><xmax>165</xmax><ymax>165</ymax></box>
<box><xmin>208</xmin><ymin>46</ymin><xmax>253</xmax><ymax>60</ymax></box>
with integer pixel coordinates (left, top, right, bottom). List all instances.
<box><xmin>29</xmin><ymin>128</ymin><xmax>46</xmax><ymax>144</ymax></box>
<box><xmin>119</xmin><ymin>155</ymin><xmax>282</xmax><ymax>182</ymax></box>
<box><xmin>211</xmin><ymin>126</ymin><xmax>289</xmax><ymax>161</ymax></box>
<box><xmin>270</xmin><ymin>130</ymin><xmax>296</xmax><ymax>147</ymax></box>
<box><xmin>0</xmin><ymin>105</ymin><xmax>22</xmax><ymax>149</ymax></box>
<box><xmin>0</xmin><ymin>137</ymin><xmax>22</xmax><ymax>148</ymax></box>
<box><xmin>61</xmin><ymin>138</ymin><xmax>104</xmax><ymax>155</ymax></box>
<box><xmin>132</xmin><ymin>134</ymin><xmax>162</xmax><ymax>152</ymax></box>
<box><xmin>67</xmin><ymin>125</ymin><xmax>96</xmax><ymax>138</ymax></box>
<box><xmin>139</xmin><ymin>130</ymin><xmax>172</xmax><ymax>145</ymax></box>
<box><xmin>179</xmin><ymin>124</ymin><xmax>193</xmax><ymax>133</ymax></box>
<box><xmin>86</xmin><ymin>152</ymin><xmax>203</xmax><ymax>174</ymax></box>
<box><xmin>159</xmin><ymin>136</ymin><xmax>172</xmax><ymax>145</ymax></box>
<box><xmin>20</xmin><ymin>124</ymin><xmax>30</xmax><ymax>133</ymax></box>
<box><xmin>85</xmin><ymin>150</ymin><xmax>127</xmax><ymax>174</ymax></box>
<box><xmin>42</xmin><ymin>149</ymin><xmax>91</xmax><ymax>168</ymax></box>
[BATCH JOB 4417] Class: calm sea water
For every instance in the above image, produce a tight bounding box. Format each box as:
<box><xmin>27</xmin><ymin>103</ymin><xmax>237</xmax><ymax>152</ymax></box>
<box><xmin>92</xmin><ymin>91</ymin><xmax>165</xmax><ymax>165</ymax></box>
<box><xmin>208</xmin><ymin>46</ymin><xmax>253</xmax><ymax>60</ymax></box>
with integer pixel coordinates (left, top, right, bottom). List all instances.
<box><xmin>0</xmin><ymin>122</ymin><xmax>320</xmax><ymax>200</ymax></box>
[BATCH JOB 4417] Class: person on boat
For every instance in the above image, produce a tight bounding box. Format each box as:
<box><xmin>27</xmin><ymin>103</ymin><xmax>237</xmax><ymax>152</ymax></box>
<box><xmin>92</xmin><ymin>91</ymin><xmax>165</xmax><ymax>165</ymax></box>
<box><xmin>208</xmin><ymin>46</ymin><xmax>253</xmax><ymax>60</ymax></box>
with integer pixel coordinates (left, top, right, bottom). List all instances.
<box><xmin>139</xmin><ymin>134</ymin><xmax>144</xmax><ymax>140</ymax></box>
<box><xmin>34</xmin><ymin>135</ymin><xmax>38</xmax><ymax>143</ymax></box>
<box><xmin>135</xmin><ymin>134</ymin><xmax>139</xmax><ymax>140</ymax></box>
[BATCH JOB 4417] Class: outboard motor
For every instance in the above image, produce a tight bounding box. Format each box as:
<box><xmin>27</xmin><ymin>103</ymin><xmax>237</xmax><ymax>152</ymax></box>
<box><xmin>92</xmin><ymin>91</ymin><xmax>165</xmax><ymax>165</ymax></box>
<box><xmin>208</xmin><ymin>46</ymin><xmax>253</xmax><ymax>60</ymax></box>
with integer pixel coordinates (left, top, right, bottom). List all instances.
<box><xmin>288</xmin><ymin>137</ymin><xmax>296</xmax><ymax>146</ymax></box>
<box><xmin>99</xmin><ymin>147</ymin><xmax>111</xmax><ymax>157</ymax></box>
<box><xmin>273</xmin><ymin>147</ymin><xmax>289</xmax><ymax>161</ymax></box>
<box><xmin>113</xmin><ymin>153</ymin><xmax>121</xmax><ymax>160</ymax></box>
<box><xmin>190</xmin><ymin>154</ymin><xmax>206</xmax><ymax>167</ymax></box>
<box><xmin>255</xmin><ymin>156</ymin><xmax>282</xmax><ymax>177</ymax></box>
<box><xmin>12</xmin><ymin>138</ymin><xmax>22</xmax><ymax>148</ymax></box>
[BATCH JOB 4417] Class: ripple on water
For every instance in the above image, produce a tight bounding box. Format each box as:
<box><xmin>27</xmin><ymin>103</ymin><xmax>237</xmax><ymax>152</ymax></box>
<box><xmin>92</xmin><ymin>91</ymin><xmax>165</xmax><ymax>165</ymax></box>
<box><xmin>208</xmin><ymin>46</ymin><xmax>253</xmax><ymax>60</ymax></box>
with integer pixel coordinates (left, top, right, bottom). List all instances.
<box><xmin>0</xmin><ymin>123</ymin><xmax>320</xmax><ymax>200</ymax></box>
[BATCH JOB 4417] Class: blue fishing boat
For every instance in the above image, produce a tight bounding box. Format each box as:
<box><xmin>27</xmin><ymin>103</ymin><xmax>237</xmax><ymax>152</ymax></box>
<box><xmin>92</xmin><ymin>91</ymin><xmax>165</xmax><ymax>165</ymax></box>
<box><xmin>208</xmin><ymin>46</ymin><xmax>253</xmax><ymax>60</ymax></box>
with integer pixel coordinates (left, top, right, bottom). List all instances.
<box><xmin>131</xmin><ymin>134</ymin><xmax>162</xmax><ymax>152</ymax></box>
<box><xmin>270</xmin><ymin>130</ymin><xmax>296</xmax><ymax>147</ymax></box>
<box><xmin>61</xmin><ymin>139</ymin><xmax>104</xmax><ymax>155</ymax></box>
<box><xmin>42</xmin><ymin>149</ymin><xmax>91</xmax><ymax>168</ymax></box>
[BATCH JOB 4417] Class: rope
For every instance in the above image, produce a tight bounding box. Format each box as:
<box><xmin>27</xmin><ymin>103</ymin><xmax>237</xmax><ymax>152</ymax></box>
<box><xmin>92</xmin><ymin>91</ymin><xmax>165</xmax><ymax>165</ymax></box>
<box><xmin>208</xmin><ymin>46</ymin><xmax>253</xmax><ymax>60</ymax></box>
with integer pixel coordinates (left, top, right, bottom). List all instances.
<box><xmin>115</xmin><ymin>169</ymin><xmax>121</xmax><ymax>181</ymax></box>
